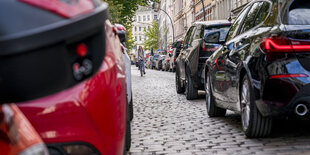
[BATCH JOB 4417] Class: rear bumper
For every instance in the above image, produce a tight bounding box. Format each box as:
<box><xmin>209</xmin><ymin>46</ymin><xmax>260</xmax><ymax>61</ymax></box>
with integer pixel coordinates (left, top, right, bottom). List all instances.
<box><xmin>257</xmin><ymin>59</ymin><xmax>310</xmax><ymax>116</ymax></box>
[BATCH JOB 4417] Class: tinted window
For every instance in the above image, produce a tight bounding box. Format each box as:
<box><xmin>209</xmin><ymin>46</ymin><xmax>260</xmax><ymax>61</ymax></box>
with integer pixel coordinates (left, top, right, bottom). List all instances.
<box><xmin>226</xmin><ymin>6</ymin><xmax>251</xmax><ymax>41</ymax></box>
<box><xmin>203</xmin><ymin>25</ymin><xmax>231</xmax><ymax>41</ymax></box>
<box><xmin>254</xmin><ymin>2</ymin><xmax>270</xmax><ymax>26</ymax></box>
<box><xmin>288</xmin><ymin>0</ymin><xmax>310</xmax><ymax>25</ymax></box>
<box><xmin>240</xmin><ymin>2</ymin><xmax>264</xmax><ymax>33</ymax></box>
<box><xmin>184</xmin><ymin>26</ymin><xmax>195</xmax><ymax>45</ymax></box>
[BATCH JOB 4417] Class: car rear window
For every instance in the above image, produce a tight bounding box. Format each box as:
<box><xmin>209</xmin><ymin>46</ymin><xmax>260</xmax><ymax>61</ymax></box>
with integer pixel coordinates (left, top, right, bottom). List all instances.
<box><xmin>288</xmin><ymin>0</ymin><xmax>310</xmax><ymax>25</ymax></box>
<box><xmin>204</xmin><ymin>25</ymin><xmax>231</xmax><ymax>41</ymax></box>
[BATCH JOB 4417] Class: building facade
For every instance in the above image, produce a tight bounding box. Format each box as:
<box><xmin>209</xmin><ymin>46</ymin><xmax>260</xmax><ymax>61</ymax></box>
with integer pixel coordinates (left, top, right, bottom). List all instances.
<box><xmin>173</xmin><ymin>0</ymin><xmax>194</xmax><ymax>41</ymax></box>
<box><xmin>231</xmin><ymin>0</ymin><xmax>253</xmax><ymax>16</ymax></box>
<box><xmin>158</xmin><ymin>0</ymin><xmax>174</xmax><ymax>51</ymax></box>
<box><xmin>132</xmin><ymin>6</ymin><xmax>158</xmax><ymax>50</ymax></box>
<box><xmin>194</xmin><ymin>0</ymin><xmax>213</xmax><ymax>21</ymax></box>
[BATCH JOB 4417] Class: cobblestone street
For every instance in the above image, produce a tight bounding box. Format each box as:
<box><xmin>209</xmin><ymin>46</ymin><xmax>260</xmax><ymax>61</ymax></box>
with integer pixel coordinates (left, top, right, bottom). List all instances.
<box><xmin>129</xmin><ymin>66</ymin><xmax>310</xmax><ymax>155</ymax></box>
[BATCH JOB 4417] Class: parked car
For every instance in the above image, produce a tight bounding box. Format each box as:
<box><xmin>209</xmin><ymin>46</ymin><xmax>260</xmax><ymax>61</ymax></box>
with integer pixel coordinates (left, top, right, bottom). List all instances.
<box><xmin>204</xmin><ymin>0</ymin><xmax>310</xmax><ymax>138</ymax></box>
<box><xmin>116</xmin><ymin>24</ymin><xmax>134</xmax><ymax>122</ymax></box>
<box><xmin>175</xmin><ymin>20</ymin><xmax>231</xmax><ymax>100</ymax></box>
<box><xmin>146</xmin><ymin>56</ymin><xmax>153</xmax><ymax>69</ymax></box>
<box><xmin>0</xmin><ymin>104</ymin><xmax>48</xmax><ymax>155</ymax></box>
<box><xmin>170</xmin><ymin>40</ymin><xmax>183</xmax><ymax>72</ymax></box>
<box><xmin>162</xmin><ymin>52</ymin><xmax>172</xmax><ymax>71</ymax></box>
<box><xmin>155</xmin><ymin>55</ymin><xmax>166</xmax><ymax>70</ymax></box>
<box><xmin>151</xmin><ymin>54</ymin><xmax>160</xmax><ymax>69</ymax></box>
<box><xmin>0</xmin><ymin>0</ymin><xmax>129</xmax><ymax>154</ymax></box>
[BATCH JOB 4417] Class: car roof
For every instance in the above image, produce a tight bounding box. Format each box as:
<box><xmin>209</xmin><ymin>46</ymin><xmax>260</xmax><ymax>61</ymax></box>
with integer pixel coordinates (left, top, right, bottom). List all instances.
<box><xmin>194</xmin><ymin>20</ymin><xmax>231</xmax><ymax>26</ymax></box>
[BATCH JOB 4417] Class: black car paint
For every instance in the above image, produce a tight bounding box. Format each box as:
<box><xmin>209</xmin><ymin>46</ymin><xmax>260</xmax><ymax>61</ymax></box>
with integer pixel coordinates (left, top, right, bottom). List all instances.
<box><xmin>176</xmin><ymin>22</ymin><xmax>231</xmax><ymax>91</ymax></box>
<box><xmin>206</xmin><ymin>0</ymin><xmax>310</xmax><ymax>117</ymax></box>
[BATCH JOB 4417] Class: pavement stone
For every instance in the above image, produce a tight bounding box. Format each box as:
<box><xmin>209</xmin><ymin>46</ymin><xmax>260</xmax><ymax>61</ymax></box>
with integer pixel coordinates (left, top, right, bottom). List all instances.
<box><xmin>129</xmin><ymin>66</ymin><xmax>310</xmax><ymax>155</ymax></box>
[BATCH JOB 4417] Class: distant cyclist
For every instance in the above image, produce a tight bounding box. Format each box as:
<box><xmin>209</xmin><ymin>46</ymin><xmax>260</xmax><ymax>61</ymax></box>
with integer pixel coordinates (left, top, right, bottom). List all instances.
<box><xmin>136</xmin><ymin>46</ymin><xmax>146</xmax><ymax>75</ymax></box>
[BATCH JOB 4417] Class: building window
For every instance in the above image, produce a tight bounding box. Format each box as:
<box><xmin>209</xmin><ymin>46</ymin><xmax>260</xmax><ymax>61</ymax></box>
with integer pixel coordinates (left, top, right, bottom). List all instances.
<box><xmin>139</xmin><ymin>27</ymin><xmax>141</xmax><ymax>31</ymax></box>
<box><xmin>135</xmin><ymin>36</ymin><xmax>137</xmax><ymax>41</ymax></box>
<box><xmin>134</xmin><ymin>16</ymin><xmax>136</xmax><ymax>22</ymax></box>
<box><xmin>143</xmin><ymin>16</ymin><xmax>146</xmax><ymax>21</ymax></box>
<box><xmin>147</xmin><ymin>15</ymin><xmax>150</xmax><ymax>21</ymax></box>
<box><xmin>139</xmin><ymin>36</ymin><xmax>142</xmax><ymax>41</ymax></box>
<box><xmin>154</xmin><ymin>15</ymin><xmax>157</xmax><ymax>20</ymax></box>
<box><xmin>138</xmin><ymin>16</ymin><xmax>141</xmax><ymax>21</ymax></box>
<box><xmin>135</xmin><ymin>26</ymin><xmax>137</xmax><ymax>32</ymax></box>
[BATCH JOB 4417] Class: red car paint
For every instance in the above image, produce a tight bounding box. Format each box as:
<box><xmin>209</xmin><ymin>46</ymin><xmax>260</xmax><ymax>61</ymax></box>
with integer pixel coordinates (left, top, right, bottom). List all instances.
<box><xmin>19</xmin><ymin>0</ymin><xmax>94</xmax><ymax>18</ymax></box>
<box><xmin>18</xmin><ymin>21</ymin><xmax>127</xmax><ymax>155</ymax></box>
<box><xmin>0</xmin><ymin>104</ymin><xmax>46</xmax><ymax>155</ymax></box>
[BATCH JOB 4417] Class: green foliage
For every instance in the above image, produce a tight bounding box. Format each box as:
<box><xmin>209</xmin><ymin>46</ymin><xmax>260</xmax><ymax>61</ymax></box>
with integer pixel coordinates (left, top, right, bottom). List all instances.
<box><xmin>126</xmin><ymin>28</ymin><xmax>135</xmax><ymax>50</ymax></box>
<box><xmin>103</xmin><ymin>0</ymin><xmax>159</xmax><ymax>26</ymax></box>
<box><xmin>144</xmin><ymin>19</ymin><xmax>159</xmax><ymax>50</ymax></box>
<box><xmin>102</xmin><ymin>0</ymin><xmax>159</xmax><ymax>50</ymax></box>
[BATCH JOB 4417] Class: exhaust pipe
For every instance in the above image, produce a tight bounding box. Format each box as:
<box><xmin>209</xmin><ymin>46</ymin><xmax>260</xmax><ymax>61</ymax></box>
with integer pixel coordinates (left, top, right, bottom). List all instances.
<box><xmin>295</xmin><ymin>104</ymin><xmax>308</xmax><ymax>116</ymax></box>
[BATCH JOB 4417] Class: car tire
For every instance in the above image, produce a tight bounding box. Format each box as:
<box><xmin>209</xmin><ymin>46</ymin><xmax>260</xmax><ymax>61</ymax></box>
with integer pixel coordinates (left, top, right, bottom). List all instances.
<box><xmin>125</xmin><ymin>104</ymin><xmax>131</xmax><ymax>152</ymax></box>
<box><xmin>176</xmin><ymin>68</ymin><xmax>185</xmax><ymax>94</ymax></box>
<box><xmin>240</xmin><ymin>75</ymin><xmax>272</xmax><ymax>138</ymax></box>
<box><xmin>185</xmin><ymin>70</ymin><xmax>198</xmax><ymax>100</ymax></box>
<box><xmin>205</xmin><ymin>73</ymin><xmax>226</xmax><ymax>117</ymax></box>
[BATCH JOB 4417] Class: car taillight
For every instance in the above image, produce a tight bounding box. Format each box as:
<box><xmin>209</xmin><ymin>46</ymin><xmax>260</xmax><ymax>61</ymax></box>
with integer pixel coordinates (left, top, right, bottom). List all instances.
<box><xmin>174</xmin><ymin>58</ymin><xmax>176</xmax><ymax>62</ymax></box>
<box><xmin>19</xmin><ymin>0</ymin><xmax>94</xmax><ymax>18</ymax></box>
<box><xmin>270</xmin><ymin>74</ymin><xmax>308</xmax><ymax>79</ymax></box>
<box><xmin>261</xmin><ymin>37</ymin><xmax>310</xmax><ymax>53</ymax></box>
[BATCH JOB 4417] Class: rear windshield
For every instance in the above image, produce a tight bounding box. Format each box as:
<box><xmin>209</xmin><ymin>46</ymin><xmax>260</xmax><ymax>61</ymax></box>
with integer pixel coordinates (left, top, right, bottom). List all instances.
<box><xmin>204</xmin><ymin>25</ymin><xmax>231</xmax><ymax>41</ymax></box>
<box><xmin>288</xmin><ymin>0</ymin><xmax>310</xmax><ymax>25</ymax></box>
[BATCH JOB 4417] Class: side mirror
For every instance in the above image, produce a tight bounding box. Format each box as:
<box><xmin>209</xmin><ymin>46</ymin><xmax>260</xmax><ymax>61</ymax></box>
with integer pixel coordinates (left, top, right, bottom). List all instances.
<box><xmin>204</xmin><ymin>31</ymin><xmax>220</xmax><ymax>44</ymax></box>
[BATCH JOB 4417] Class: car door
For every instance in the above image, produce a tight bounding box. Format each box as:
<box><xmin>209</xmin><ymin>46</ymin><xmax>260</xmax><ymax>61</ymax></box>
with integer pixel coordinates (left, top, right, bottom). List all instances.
<box><xmin>187</xmin><ymin>25</ymin><xmax>202</xmax><ymax>81</ymax></box>
<box><xmin>178</xmin><ymin>26</ymin><xmax>196</xmax><ymax>81</ymax></box>
<box><xmin>224</xmin><ymin>2</ymin><xmax>270</xmax><ymax>110</ymax></box>
<box><xmin>211</xmin><ymin>5</ymin><xmax>252</xmax><ymax>108</ymax></box>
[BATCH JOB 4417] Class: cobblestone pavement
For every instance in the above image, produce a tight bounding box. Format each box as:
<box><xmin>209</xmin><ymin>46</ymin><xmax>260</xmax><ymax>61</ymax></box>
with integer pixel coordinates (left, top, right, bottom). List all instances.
<box><xmin>129</xmin><ymin>66</ymin><xmax>310</xmax><ymax>155</ymax></box>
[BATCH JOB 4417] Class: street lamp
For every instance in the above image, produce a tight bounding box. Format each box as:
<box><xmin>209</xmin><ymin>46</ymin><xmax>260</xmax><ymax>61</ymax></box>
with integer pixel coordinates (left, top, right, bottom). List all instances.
<box><xmin>152</xmin><ymin>2</ymin><xmax>174</xmax><ymax>42</ymax></box>
<box><xmin>201</xmin><ymin>0</ymin><xmax>206</xmax><ymax>21</ymax></box>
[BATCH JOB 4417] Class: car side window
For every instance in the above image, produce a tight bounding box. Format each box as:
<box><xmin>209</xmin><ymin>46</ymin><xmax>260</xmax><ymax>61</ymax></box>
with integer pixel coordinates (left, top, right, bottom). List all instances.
<box><xmin>240</xmin><ymin>2</ymin><xmax>264</xmax><ymax>34</ymax></box>
<box><xmin>226</xmin><ymin>6</ymin><xmax>251</xmax><ymax>41</ymax></box>
<box><xmin>193</xmin><ymin>25</ymin><xmax>202</xmax><ymax>40</ymax></box>
<box><xmin>184</xmin><ymin>26</ymin><xmax>195</xmax><ymax>46</ymax></box>
<box><xmin>254</xmin><ymin>2</ymin><xmax>271</xmax><ymax>26</ymax></box>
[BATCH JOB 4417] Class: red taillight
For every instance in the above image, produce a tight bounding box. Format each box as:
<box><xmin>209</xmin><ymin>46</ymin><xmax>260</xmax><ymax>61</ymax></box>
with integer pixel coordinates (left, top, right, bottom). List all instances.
<box><xmin>261</xmin><ymin>38</ymin><xmax>310</xmax><ymax>53</ymax></box>
<box><xmin>76</xmin><ymin>43</ymin><xmax>88</xmax><ymax>57</ymax></box>
<box><xmin>174</xmin><ymin>58</ymin><xmax>176</xmax><ymax>62</ymax></box>
<box><xmin>270</xmin><ymin>74</ymin><xmax>308</xmax><ymax>79</ymax></box>
<box><xmin>19</xmin><ymin>0</ymin><xmax>94</xmax><ymax>18</ymax></box>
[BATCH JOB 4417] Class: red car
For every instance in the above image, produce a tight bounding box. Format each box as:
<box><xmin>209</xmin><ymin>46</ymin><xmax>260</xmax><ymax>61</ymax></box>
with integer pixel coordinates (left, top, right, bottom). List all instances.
<box><xmin>0</xmin><ymin>0</ymin><xmax>129</xmax><ymax>154</ymax></box>
<box><xmin>0</xmin><ymin>104</ymin><xmax>47</xmax><ymax>155</ymax></box>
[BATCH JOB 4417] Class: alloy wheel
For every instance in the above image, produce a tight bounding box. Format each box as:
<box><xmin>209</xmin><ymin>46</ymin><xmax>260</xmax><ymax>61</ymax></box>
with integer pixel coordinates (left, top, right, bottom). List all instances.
<box><xmin>205</xmin><ymin>76</ymin><xmax>211</xmax><ymax>113</ymax></box>
<box><xmin>241</xmin><ymin>79</ymin><xmax>250</xmax><ymax>131</ymax></box>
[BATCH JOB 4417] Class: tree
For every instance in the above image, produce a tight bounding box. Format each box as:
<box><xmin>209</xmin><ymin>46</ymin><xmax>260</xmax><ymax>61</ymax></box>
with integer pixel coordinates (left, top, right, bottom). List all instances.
<box><xmin>126</xmin><ymin>28</ymin><xmax>135</xmax><ymax>50</ymax></box>
<box><xmin>144</xmin><ymin>19</ymin><xmax>159</xmax><ymax>51</ymax></box>
<box><xmin>102</xmin><ymin>0</ymin><xmax>159</xmax><ymax>50</ymax></box>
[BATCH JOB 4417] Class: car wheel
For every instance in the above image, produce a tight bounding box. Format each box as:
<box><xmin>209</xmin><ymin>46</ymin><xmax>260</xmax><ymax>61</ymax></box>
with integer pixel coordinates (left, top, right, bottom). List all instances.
<box><xmin>205</xmin><ymin>73</ymin><xmax>226</xmax><ymax>117</ymax></box>
<box><xmin>176</xmin><ymin>68</ymin><xmax>185</xmax><ymax>94</ymax></box>
<box><xmin>240</xmin><ymin>75</ymin><xmax>272</xmax><ymax>138</ymax></box>
<box><xmin>185</xmin><ymin>70</ymin><xmax>198</xmax><ymax>100</ymax></box>
<box><xmin>125</xmin><ymin>103</ymin><xmax>131</xmax><ymax>152</ymax></box>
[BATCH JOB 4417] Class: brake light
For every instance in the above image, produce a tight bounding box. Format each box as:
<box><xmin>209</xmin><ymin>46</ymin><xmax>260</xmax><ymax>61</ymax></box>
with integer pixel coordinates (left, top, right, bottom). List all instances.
<box><xmin>19</xmin><ymin>0</ymin><xmax>94</xmax><ymax>18</ymax></box>
<box><xmin>174</xmin><ymin>58</ymin><xmax>176</xmax><ymax>62</ymax></box>
<box><xmin>76</xmin><ymin>43</ymin><xmax>88</xmax><ymax>57</ymax></box>
<box><xmin>261</xmin><ymin>38</ymin><xmax>310</xmax><ymax>53</ymax></box>
<box><xmin>270</xmin><ymin>74</ymin><xmax>308</xmax><ymax>79</ymax></box>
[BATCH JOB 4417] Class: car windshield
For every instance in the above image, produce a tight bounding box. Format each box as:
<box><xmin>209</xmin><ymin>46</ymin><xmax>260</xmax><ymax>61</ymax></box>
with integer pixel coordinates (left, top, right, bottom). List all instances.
<box><xmin>288</xmin><ymin>0</ymin><xmax>310</xmax><ymax>25</ymax></box>
<box><xmin>204</xmin><ymin>25</ymin><xmax>231</xmax><ymax>41</ymax></box>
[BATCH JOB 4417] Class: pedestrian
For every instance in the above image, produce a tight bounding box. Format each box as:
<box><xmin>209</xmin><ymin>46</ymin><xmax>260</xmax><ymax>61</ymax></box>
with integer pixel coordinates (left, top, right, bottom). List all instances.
<box><xmin>136</xmin><ymin>46</ymin><xmax>146</xmax><ymax>74</ymax></box>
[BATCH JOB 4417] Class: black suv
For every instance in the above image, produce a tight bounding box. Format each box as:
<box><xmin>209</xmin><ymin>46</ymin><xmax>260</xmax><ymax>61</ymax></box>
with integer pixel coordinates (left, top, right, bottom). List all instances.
<box><xmin>175</xmin><ymin>21</ymin><xmax>231</xmax><ymax>100</ymax></box>
<box><xmin>205</xmin><ymin>0</ymin><xmax>310</xmax><ymax>137</ymax></box>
